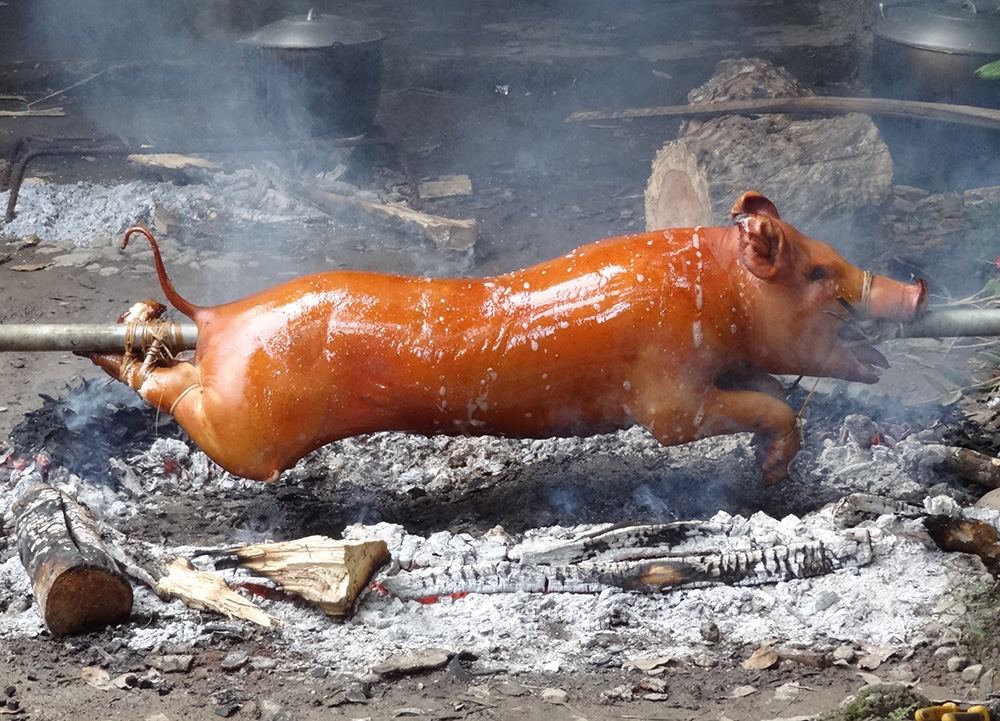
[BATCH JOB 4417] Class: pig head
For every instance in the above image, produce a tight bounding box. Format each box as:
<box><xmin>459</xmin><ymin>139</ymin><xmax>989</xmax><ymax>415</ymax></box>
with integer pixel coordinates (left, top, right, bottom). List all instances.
<box><xmin>87</xmin><ymin>191</ymin><xmax>926</xmax><ymax>486</ymax></box>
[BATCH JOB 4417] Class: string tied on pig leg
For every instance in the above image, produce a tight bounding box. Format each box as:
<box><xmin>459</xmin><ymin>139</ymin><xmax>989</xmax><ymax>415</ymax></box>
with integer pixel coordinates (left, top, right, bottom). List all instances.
<box><xmin>169</xmin><ymin>383</ymin><xmax>202</xmax><ymax>416</ymax></box>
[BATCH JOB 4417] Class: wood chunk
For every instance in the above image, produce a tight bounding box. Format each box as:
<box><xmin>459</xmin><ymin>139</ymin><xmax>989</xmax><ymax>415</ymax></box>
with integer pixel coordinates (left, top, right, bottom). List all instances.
<box><xmin>642</xmin><ymin>59</ymin><xmax>893</xmax><ymax>231</ymax></box>
<box><xmin>944</xmin><ymin>447</ymin><xmax>1000</xmax><ymax>489</ymax></box>
<box><xmin>11</xmin><ymin>484</ymin><xmax>132</xmax><ymax>636</ymax></box>
<box><xmin>228</xmin><ymin>535</ymin><xmax>390</xmax><ymax>618</ymax></box>
<box><xmin>155</xmin><ymin>557</ymin><xmax>281</xmax><ymax>628</ymax></box>
<box><xmin>287</xmin><ymin>180</ymin><xmax>478</xmax><ymax>252</ymax></box>
<box><xmin>127</xmin><ymin>153</ymin><xmax>219</xmax><ymax>170</ymax></box>
<box><xmin>418</xmin><ymin>175</ymin><xmax>473</xmax><ymax>199</ymax></box>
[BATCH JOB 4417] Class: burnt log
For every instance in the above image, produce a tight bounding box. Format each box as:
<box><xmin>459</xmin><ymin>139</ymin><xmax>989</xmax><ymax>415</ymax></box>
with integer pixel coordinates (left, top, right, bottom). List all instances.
<box><xmin>11</xmin><ymin>484</ymin><xmax>133</xmax><ymax>636</ymax></box>
<box><xmin>381</xmin><ymin>530</ymin><xmax>873</xmax><ymax>600</ymax></box>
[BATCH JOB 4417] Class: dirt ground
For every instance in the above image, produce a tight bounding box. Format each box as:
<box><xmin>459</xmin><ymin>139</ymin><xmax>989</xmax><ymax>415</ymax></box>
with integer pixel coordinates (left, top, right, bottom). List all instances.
<box><xmin>3</xmin><ymin>1</ymin><xmax>1000</xmax><ymax>720</ymax></box>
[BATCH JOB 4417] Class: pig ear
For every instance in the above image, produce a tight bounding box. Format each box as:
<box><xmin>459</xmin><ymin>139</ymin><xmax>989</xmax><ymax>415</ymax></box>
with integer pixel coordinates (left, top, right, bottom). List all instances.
<box><xmin>738</xmin><ymin>216</ymin><xmax>786</xmax><ymax>280</ymax></box>
<box><xmin>730</xmin><ymin>191</ymin><xmax>781</xmax><ymax>221</ymax></box>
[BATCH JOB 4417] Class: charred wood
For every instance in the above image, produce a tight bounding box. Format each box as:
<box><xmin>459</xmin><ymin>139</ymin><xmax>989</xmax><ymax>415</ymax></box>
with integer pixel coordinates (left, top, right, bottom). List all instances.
<box><xmin>942</xmin><ymin>447</ymin><xmax>1000</xmax><ymax>489</ymax></box>
<box><xmin>11</xmin><ymin>484</ymin><xmax>132</xmax><ymax>636</ymax></box>
<box><xmin>382</xmin><ymin>531</ymin><xmax>873</xmax><ymax>599</ymax></box>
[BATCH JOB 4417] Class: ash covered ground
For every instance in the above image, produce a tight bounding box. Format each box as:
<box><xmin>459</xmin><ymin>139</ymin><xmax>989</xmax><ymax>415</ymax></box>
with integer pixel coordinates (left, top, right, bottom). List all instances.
<box><xmin>4</xmin><ymin>1</ymin><xmax>1000</xmax><ymax>719</ymax></box>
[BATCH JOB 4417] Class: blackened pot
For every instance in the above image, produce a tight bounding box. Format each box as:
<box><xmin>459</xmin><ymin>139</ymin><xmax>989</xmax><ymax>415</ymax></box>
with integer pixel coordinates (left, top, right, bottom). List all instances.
<box><xmin>872</xmin><ymin>1</ymin><xmax>1000</xmax><ymax>106</ymax></box>
<box><xmin>240</xmin><ymin>10</ymin><xmax>386</xmax><ymax>137</ymax></box>
<box><xmin>870</xmin><ymin>0</ymin><xmax>1000</xmax><ymax>189</ymax></box>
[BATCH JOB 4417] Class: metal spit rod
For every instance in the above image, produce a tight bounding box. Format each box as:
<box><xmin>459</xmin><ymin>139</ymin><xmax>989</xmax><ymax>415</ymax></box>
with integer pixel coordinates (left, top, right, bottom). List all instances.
<box><xmin>0</xmin><ymin>322</ymin><xmax>199</xmax><ymax>353</ymax></box>
<box><xmin>0</xmin><ymin>308</ymin><xmax>997</xmax><ymax>354</ymax></box>
<box><xmin>890</xmin><ymin>309</ymin><xmax>1000</xmax><ymax>339</ymax></box>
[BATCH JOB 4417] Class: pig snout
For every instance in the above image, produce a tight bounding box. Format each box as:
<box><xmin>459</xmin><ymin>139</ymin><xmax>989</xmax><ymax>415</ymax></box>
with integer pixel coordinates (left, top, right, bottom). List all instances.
<box><xmin>864</xmin><ymin>274</ymin><xmax>928</xmax><ymax>322</ymax></box>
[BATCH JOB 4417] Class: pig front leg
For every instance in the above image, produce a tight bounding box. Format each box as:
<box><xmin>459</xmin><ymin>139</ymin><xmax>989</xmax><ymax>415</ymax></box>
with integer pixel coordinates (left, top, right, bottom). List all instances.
<box><xmin>633</xmin><ymin>386</ymin><xmax>801</xmax><ymax>485</ymax></box>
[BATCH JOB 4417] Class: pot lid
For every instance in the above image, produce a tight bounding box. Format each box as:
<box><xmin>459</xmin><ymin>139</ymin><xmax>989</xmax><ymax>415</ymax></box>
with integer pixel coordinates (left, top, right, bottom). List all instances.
<box><xmin>873</xmin><ymin>2</ymin><xmax>1000</xmax><ymax>55</ymax></box>
<box><xmin>240</xmin><ymin>9</ymin><xmax>385</xmax><ymax>49</ymax></box>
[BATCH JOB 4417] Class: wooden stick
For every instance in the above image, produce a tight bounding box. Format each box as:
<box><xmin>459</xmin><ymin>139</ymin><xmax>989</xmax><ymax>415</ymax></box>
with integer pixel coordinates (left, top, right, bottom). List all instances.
<box><xmin>566</xmin><ymin>96</ymin><xmax>1000</xmax><ymax>131</ymax></box>
<box><xmin>11</xmin><ymin>484</ymin><xmax>133</xmax><ymax>636</ymax></box>
<box><xmin>0</xmin><ymin>108</ymin><xmax>65</xmax><ymax>118</ymax></box>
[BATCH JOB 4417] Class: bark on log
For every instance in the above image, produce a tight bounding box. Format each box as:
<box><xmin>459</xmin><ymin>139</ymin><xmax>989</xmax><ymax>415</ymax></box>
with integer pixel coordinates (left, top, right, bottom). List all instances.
<box><xmin>11</xmin><ymin>484</ymin><xmax>133</xmax><ymax>636</ymax></box>
<box><xmin>225</xmin><ymin>535</ymin><xmax>390</xmax><ymax>618</ymax></box>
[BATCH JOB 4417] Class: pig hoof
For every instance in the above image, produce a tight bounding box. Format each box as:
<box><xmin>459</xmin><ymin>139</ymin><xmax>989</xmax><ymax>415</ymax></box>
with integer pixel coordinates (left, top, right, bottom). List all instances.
<box><xmin>758</xmin><ymin>428</ymin><xmax>802</xmax><ymax>485</ymax></box>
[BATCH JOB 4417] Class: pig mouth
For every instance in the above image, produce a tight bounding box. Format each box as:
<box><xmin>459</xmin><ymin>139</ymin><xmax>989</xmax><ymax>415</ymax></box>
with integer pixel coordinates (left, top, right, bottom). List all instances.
<box><xmin>830</xmin><ymin>300</ymin><xmax>890</xmax><ymax>383</ymax></box>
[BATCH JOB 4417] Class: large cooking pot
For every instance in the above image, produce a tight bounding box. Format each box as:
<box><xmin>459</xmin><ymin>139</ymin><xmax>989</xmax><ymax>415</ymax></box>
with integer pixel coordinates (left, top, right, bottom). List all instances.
<box><xmin>872</xmin><ymin>0</ymin><xmax>1000</xmax><ymax>106</ymax></box>
<box><xmin>240</xmin><ymin>9</ymin><xmax>386</xmax><ymax>137</ymax></box>
<box><xmin>870</xmin><ymin>0</ymin><xmax>1000</xmax><ymax>189</ymax></box>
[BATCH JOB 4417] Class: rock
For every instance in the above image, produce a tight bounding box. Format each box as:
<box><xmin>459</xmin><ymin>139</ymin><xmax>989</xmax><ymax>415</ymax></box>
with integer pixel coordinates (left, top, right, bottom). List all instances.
<box><xmin>495</xmin><ymin>682</ymin><xmax>530</xmax><ymax>697</ymax></box>
<box><xmin>146</xmin><ymin>654</ymin><xmax>194</xmax><ymax>673</ymax></box>
<box><xmin>220</xmin><ymin>651</ymin><xmax>249</xmax><ymax>671</ymax></box>
<box><xmin>833</xmin><ymin>645</ymin><xmax>856</xmax><ymax>663</ymax></box>
<box><xmin>342</xmin><ymin>682</ymin><xmax>369</xmax><ymax>704</ymax></box>
<box><xmin>540</xmin><ymin>688</ymin><xmax>568</xmax><ymax>704</ymax></box>
<box><xmin>373</xmin><ymin>648</ymin><xmax>452</xmax><ymax>677</ymax></box>
<box><xmin>700</xmin><ymin>621</ymin><xmax>721</xmax><ymax>644</ymax></box>
<box><xmin>976</xmin><ymin>488</ymin><xmax>1000</xmax><ymax>511</ymax></box>
<box><xmin>962</xmin><ymin>663</ymin><xmax>983</xmax><ymax>683</ymax></box>
<box><xmin>947</xmin><ymin>656</ymin><xmax>968</xmax><ymax>673</ymax></box>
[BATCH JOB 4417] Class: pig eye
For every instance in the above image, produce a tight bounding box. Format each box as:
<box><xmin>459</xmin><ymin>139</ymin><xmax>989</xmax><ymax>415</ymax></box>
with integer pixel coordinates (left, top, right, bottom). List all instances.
<box><xmin>809</xmin><ymin>266</ymin><xmax>831</xmax><ymax>282</ymax></box>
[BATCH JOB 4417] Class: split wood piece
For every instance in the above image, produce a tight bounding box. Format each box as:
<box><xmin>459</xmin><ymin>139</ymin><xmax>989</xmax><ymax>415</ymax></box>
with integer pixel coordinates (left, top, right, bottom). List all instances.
<box><xmin>90</xmin><ymin>525</ymin><xmax>282</xmax><ymax>628</ymax></box>
<box><xmin>155</xmin><ymin>557</ymin><xmax>281</xmax><ymax>628</ymax></box>
<box><xmin>225</xmin><ymin>535</ymin><xmax>391</xmax><ymax>618</ymax></box>
<box><xmin>418</xmin><ymin>174</ymin><xmax>472</xmax><ymax>199</ymax></box>
<box><xmin>288</xmin><ymin>179</ymin><xmax>477</xmax><ymax>253</ymax></box>
<box><xmin>566</xmin><ymin>96</ymin><xmax>1000</xmax><ymax>131</ymax></box>
<box><xmin>127</xmin><ymin>153</ymin><xmax>220</xmax><ymax>170</ymax></box>
<box><xmin>10</xmin><ymin>484</ymin><xmax>132</xmax><ymax>636</ymax></box>
<box><xmin>382</xmin><ymin>531</ymin><xmax>872</xmax><ymax>599</ymax></box>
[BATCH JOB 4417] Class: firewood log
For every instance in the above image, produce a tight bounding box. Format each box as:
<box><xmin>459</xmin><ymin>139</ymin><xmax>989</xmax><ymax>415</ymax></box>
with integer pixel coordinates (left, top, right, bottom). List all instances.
<box><xmin>11</xmin><ymin>484</ymin><xmax>133</xmax><ymax>636</ymax></box>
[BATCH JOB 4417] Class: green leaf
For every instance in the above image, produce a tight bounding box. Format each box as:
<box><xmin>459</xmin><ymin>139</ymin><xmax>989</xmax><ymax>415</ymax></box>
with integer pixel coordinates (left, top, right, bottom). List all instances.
<box><xmin>986</xmin><ymin>277</ymin><xmax>1000</xmax><ymax>297</ymax></box>
<box><xmin>976</xmin><ymin>59</ymin><xmax>1000</xmax><ymax>80</ymax></box>
<box><xmin>934</xmin><ymin>362</ymin><xmax>971</xmax><ymax>389</ymax></box>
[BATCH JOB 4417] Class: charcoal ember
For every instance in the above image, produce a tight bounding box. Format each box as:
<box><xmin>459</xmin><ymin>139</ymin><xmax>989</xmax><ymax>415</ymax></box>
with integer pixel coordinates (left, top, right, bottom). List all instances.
<box><xmin>7</xmin><ymin>378</ymin><xmax>185</xmax><ymax>488</ymax></box>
